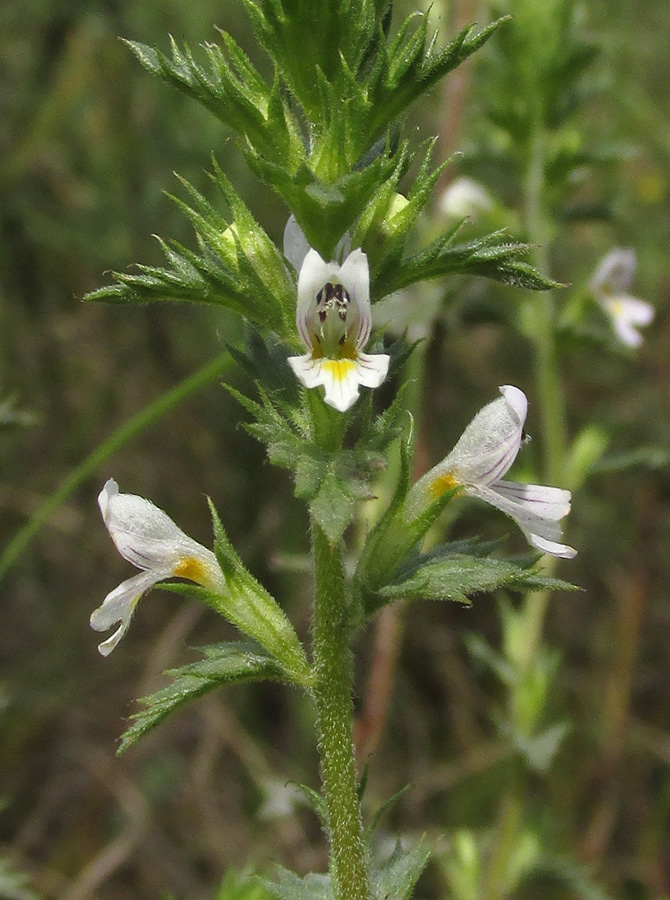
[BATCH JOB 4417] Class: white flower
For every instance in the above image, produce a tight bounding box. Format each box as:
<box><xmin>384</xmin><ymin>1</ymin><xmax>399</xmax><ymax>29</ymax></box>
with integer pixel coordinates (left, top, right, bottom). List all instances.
<box><xmin>406</xmin><ymin>386</ymin><xmax>576</xmax><ymax>559</ymax></box>
<box><xmin>589</xmin><ymin>248</ymin><xmax>654</xmax><ymax>348</ymax></box>
<box><xmin>90</xmin><ymin>479</ymin><xmax>225</xmax><ymax>656</ymax></box>
<box><xmin>285</xmin><ymin>226</ymin><xmax>389</xmax><ymax>413</ymax></box>
<box><xmin>439</xmin><ymin>177</ymin><xmax>494</xmax><ymax>220</ymax></box>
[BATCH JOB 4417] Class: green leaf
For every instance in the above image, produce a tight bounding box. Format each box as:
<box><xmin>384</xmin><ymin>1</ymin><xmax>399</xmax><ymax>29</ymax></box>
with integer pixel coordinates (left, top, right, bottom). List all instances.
<box><xmin>87</xmin><ymin>164</ymin><xmax>295</xmax><ymax>337</ymax></box>
<box><xmin>371</xmin><ymin>838</ymin><xmax>432</xmax><ymax>900</ymax></box>
<box><xmin>374</xmin><ymin>229</ymin><xmax>559</xmax><ymax>299</ymax></box>
<box><xmin>262</xmin><ymin>869</ymin><xmax>334</xmax><ymax>900</ymax></box>
<box><xmin>214</xmin><ymin>872</ymin><xmax>275</xmax><ymax>900</ymax></box>
<box><xmin>365</xmin><ymin>785</ymin><xmax>411</xmax><ymax>844</ymax></box>
<box><xmin>309</xmin><ymin>470</ymin><xmax>357</xmax><ymax>544</ymax></box>
<box><xmin>373</xmin><ymin>550</ymin><xmax>577</xmax><ymax>607</ymax></box>
<box><xmin>124</xmin><ymin>36</ymin><xmax>303</xmax><ymax>169</ymax></box>
<box><xmin>117</xmin><ymin>642</ymin><xmax>285</xmax><ymax>754</ymax></box>
<box><xmin>288</xmin><ymin>783</ymin><xmax>329</xmax><ymax>829</ymax></box>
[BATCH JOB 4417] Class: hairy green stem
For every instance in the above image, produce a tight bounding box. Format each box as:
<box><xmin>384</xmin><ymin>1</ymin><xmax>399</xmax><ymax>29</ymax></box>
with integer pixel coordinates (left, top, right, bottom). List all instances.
<box><xmin>311</xmin><ymin>524</ymin><xmax>369</xmax><ymax>900</ymax></box>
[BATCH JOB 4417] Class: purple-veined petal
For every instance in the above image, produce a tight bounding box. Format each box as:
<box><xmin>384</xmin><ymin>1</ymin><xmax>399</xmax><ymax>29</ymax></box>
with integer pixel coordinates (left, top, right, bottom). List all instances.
<box><xmin>288</xmin><ymin>352</ymin><xmax>389</xmax><ymax>412</ymax></box>
<box><xmin>287</xmin><ymin>353</ymin><xmax>326</xmax><ymax>389</ymax></box>
<box><xmin>98</xmin><ymin>478</ymin><xmax>212</xmax><ymax>572</ymax></box>
<box><xmin>337</xmin><ymin>249</ymin><xmax>372</xmax><ymax>348</ymax></box>
<box><xmin>354</xmin><ymin>352</ymin><xmax>390</xmax><ymax>388</ymax></box>
<box><xmin>474</xmin><ymin>482</ymin><xmax>576</xmax><ymax>559</ymax></box>
<box><xmin>445</xmin><ymin>385</ymin><xmax>527</xmax><ymax>485</ymax></box>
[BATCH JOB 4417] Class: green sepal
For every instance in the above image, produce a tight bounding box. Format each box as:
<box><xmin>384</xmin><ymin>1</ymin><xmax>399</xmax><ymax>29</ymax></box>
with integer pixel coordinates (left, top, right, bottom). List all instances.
<box><xmin>244</xmin><ymin>149</ymin><xmax>397</xmax><ymax>260</ymax></box>
<box><xmin>117</xmin><ymin>641</ymin><xmax>285</xmax><ymax>754</ymax></box>
<box><xmin>354</xmin><ymin>435</ymin><xmax>461</xmax><ymax>618</ymax></box>
<box><xmin>371</xmin><ymin>837</ymin><xmax>432</xmax><ymax>900</ymax></box>
<box><xmin>205</xmin><ymin>499</ymin><xmax>311</xmax><ymax>685</ymax></box>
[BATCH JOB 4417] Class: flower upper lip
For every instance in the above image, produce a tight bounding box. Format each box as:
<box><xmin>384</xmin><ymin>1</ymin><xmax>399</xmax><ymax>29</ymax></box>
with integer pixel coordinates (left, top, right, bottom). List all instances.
<box><xmin>90</xmin><ymin>478</ymin><xmax>224</xmax><ymax>656</ymax></box>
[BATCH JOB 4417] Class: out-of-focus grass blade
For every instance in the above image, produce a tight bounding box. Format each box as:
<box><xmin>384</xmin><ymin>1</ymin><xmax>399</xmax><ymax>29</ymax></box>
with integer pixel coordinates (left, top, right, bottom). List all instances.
<box><xmin>0</xmin><ymin>351</ymin><xmax>231</xmax><ymax>583</ymax></box>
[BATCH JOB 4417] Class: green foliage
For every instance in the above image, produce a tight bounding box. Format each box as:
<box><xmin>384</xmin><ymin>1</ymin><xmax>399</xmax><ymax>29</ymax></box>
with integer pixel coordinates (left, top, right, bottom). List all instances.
<box><xmin>370</xmin><ymin>839</ymin><xmax>432</xmax><ymax>900</ymax></box>
<box><xmin>263</xmin><ymin>840</ymin><xmax>431</xmax><ymax>900</ymax></box>
<box><xmin>468</xmin><ymin>0</ymin><xmax>617</xmax><ymax>218</ymax></box>
<box><xmin>117</xmin><ymin>641</ymin><xmax>285</xmax><ymax>754</ymax></box>
<box><xmin>124</xmin><ymin>36</ymin><xmax>304</xmax><ymax>171</ymax></box>
<box><xmin>363</xmin><ymin>537</ymin><xmax>575</xmax><ymax>618</ymax></box>
<box><xmin>213</xmin><ymin>871</ymin><xmax>276</xmax><ymax>900</ymax></box>
<box><xmin>88</xmin><ymin>0</ymin><xmax>554</xmax><ymax>321</ymax></box>
<box><xmin>86</xmin><ymin>160</ymin><xmax>296</xmax><ymax>337</ymax></box>
<box><xmin>227</xmin><ymin>361</ymin><xmax>407</xmax><ymax>544</ymax></box>
<box><xmin>373</xmin><ymin>548</ymin><xmax>574</xmax><ymax>607</ymax></box>
<box><xmin>263</xmin><ymin>868</ymin><xmax>334</xmax><ymax>900</ymax></box>
<box><xmin>374</xmin><ymin>229</ymin><xmax>560</xmax><ymax>297</ymax></box>
<box><xmin>364</xmin><ymin>785</ymin><xmax>411</xmax><ymax>845</ymax></box>
<box><xmin>353</xmin><ymin>436</ymin><xmax>460</xmax><ymax>612</ymax></box>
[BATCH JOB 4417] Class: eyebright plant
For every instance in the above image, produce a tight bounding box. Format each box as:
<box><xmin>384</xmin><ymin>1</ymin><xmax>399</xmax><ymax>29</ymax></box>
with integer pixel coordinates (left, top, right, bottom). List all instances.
<box><xmin>86</xmin><ymin>3</ymin><xmax>576</xmax><ymax>899</ymax></box>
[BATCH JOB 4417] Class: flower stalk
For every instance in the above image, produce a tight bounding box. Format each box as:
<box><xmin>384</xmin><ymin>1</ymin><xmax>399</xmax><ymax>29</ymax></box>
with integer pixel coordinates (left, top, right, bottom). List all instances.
<box><xmin>311</xmin><ymin>524</ymin><xmax>369</xmax><ymax>900</ymax></box>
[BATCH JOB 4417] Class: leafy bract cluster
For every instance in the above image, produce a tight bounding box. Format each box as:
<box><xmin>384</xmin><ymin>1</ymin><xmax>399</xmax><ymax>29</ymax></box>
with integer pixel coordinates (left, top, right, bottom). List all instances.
<box><xmin>468</xmin><ymin>0</ymin><xmax>620</xmax><ymax>218</ymax></box>
<box><xmin>87</xmin><ymin>0</ymin><xmax>554</xmax><ymax>323</ymax></box>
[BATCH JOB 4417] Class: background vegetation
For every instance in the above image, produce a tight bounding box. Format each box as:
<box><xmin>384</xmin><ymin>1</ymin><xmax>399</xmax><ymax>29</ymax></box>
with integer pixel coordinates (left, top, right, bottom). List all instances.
<box><xmin>1</xmin><ymin>0</ymin><xmax>669</xmax><ymax>898</ymax></box>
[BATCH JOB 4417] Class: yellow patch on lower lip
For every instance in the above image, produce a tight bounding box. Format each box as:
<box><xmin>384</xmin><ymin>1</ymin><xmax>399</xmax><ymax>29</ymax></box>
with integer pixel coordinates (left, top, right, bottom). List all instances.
<box><xmin>173</xmin><ymin>556</ymin><xmax>209</xmax><ymax>585</ymax></box>
<box><xmin>321</xmin><ymin>359</ymin><xmax>356</xmax><ymax>382</ymax></box>
<box><xmin>429</xmin><ymin>471</ymin><xmax>459</xmax><ymax>500</ymax></box>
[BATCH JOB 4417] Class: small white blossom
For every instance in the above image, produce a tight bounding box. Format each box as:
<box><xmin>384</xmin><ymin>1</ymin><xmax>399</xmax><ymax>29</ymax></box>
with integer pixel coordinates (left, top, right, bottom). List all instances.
<box><xmin>285</xmin><ymin>224</ymin><xmax>389</xmax><ymax>413</ymax></box>
<box><xmin>439</xmin><ymin>177</ymin><xmax>494</xmax><ymax>220</ymax></box>
<box><xmin>406</xmin><ymin>386</ymin><xmax>576</xmax><ymax>559</ymax></box>
<box><xmin>90</xmin><ymin>479</ymin><xmax>225</xmax><ymax>656</ymax></box>
<box><xmin>590</xmin><ymin>248</ymin><xmax>654</xmax><ymax>348</ymax></box>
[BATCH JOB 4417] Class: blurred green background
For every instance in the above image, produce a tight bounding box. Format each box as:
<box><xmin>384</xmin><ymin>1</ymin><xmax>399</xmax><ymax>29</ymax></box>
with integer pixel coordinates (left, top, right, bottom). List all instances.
<box><xmin>1</xmin><ymin>1</ymin><xmax>669</xmax><ymax>898</ymax></box>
